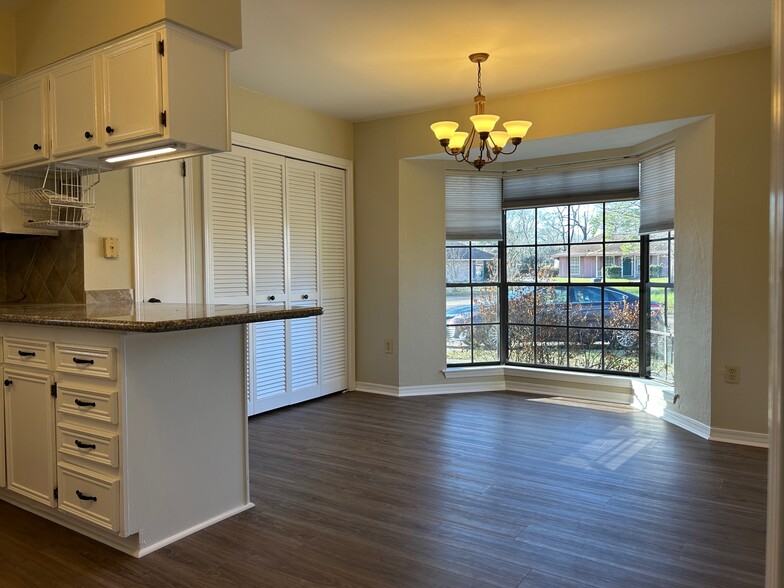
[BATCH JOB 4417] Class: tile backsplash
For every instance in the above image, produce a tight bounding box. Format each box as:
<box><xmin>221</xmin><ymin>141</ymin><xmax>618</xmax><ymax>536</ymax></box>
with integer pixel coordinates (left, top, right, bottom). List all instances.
<box><xmin>0</xmin><ymin>231</ymin><xmax>85</xmax><ymax>304</ymax></box>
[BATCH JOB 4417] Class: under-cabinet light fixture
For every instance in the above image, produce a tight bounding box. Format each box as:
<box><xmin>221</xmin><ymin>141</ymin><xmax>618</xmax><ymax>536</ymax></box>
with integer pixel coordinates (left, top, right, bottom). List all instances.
<box><xmin>104</xmin><ymin>145</ymin><xmax>179</xmax><ymax>164</ymax></box>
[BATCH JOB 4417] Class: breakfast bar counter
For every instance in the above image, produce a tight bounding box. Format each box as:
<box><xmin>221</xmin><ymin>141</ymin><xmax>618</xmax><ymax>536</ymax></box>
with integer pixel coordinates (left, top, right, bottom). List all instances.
<box><xmin>0</xmin><ymin>304</ymin><xmax>316</xmax><ymax>556</ymax></box>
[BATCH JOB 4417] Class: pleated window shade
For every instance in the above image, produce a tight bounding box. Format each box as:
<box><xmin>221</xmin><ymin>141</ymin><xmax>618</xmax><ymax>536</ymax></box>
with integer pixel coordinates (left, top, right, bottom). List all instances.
<box><xmin>639</xmin><ymin>145</ymin><xmax>676</xmax><ymax>234</ymax></box>
<box><xmin>502</xmin><ymin>159</ymin><xmax>640</xmax><ymax>209</ymax></box>
<box><xmin>445</xmin><ymin>170</ymin><xmax>503</xmax><ymax>241</ymax></box>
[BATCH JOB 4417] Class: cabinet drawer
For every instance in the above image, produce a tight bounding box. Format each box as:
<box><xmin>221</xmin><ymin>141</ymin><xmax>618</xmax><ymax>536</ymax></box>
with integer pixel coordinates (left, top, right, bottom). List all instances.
<box><xmin>57</xmin><ymin>386</ymin><xmax>118</xmax><ymax>425</ymax></box>
<box><xmin>57</xmin><ymin>463</ymin><xmax>120</xmax><ymax>532</ymax></box>
<box><xmin>55</xmin><ymin>344</ymin><xmax>116</xmax><ymax>380</ymax></box>
<box><xmin>4</xmin><ymin>338</ymin><xmax>52</xmax><ymax>370</ymax></box>
<box><xmin>57</xmin><ymin>423</ymin><xmax>119</xmax><ymax>468</ymax></box>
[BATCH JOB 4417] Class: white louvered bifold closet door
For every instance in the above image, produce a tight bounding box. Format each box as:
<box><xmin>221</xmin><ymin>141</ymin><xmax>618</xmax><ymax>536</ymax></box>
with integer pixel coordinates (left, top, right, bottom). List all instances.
<box><xmin>246</xmin><ymin>148</ymin><xmax>290</xmax><ymax>415</ymax></box>
<box><xmin>204</xmin><ymin>152</ymin><xmax>251</xmax><ymax>303</ymax></box>
<box><xmin>286</xmin><ymin>160</ymin><xmax>320</xmax><ymax>403</ymax></box>
<box><xmin>318</xmin><ymin>166</ymin><xmax>348</xmax><ymax>392</ymax></box>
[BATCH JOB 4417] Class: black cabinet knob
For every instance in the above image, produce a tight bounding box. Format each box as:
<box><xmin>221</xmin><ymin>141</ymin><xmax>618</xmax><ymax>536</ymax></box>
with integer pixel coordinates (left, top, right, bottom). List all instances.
<box><xmin>3</xmin><ymin>379</ymin><xmax>11</xmax><ymax>387</ymax></box>
<box><xmin>268</xmin><ymin>295</ymin><xmax>275</xmax><ymax>301</ymax></box>
<box><xmin>84</xmin><ymin>131</ymin><xmax>93</xmax><ymax>140</ymax></box>
<box><xmin>33</xmin><ymin>143</ymin><xmax>41</xmax><ymax>151</ymax></box>
<box><xmin>105</xmin><ymin>125</ymin><xmax>114</xmax><ymax>134</ymax></box>
<box><xmin>303</xmin><ymin>294</ymin><xmax>309</xmax><ymax>300</ymax></box>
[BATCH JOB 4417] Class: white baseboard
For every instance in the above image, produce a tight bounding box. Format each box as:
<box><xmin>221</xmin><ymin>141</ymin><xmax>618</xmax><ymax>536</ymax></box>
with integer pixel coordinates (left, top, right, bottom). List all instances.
<box><xmin>353</xmin><ymin>381</ymin><xmax>400</xmax><ymax>396</ymax></box>
<box><xmin>399</xmin><ymin>380</ymin><xmax>506</xmax><ymax>397</ymax></box>
<box><xmin>506</xmin><ymin>380</ymin><xmax>632</xmax><ymax>405</ymax></box>
<box><xmin>137</xmin><ymin>502</ymin><xmax>255</xmax><ymax>557</ymax></box>
<box><xmin>662</xmin><ymin>408</ymin><xmax>711</xmax><ymax>440</ymax></box>
<box><xmin>710</xmin><ymin>427</ymin><xmax>769</xmax><ymax>448</ymax></box>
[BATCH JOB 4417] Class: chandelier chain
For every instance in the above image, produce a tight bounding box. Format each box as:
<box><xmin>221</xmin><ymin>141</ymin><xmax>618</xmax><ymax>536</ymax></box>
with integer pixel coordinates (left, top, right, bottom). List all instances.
<box><xmin>476</xmin><ymin>61</ymin><xmax>482</xmax><ymax>95</ymax></box>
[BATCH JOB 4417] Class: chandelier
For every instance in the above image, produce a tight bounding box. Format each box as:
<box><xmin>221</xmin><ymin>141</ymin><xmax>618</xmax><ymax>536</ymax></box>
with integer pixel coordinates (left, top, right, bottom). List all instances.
<box><xmin>431</xmin><ymin>53</ymin><xmax>532</xmax><ymax>171</ymax></box>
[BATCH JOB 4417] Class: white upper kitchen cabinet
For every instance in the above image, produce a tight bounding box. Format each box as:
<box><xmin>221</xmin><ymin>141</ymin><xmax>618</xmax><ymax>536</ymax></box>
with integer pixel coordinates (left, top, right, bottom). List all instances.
<box><xmin>102</xmin><ymin>31</ymin><xmax>164</xmax><ymax>147</ymax></box>
<box><xmin>49</xmin><ymin>56</ymin><xmax>101</xmax><ymax>158</ymax></box>
<box><xmin>0</xmin><ymin>22</ymin><xmax>230</xmax><ymax>172</ymax></box>
<box><xmin>0</xmin><ymin>76</ymin><xmax>49</xmax><ymax>168</ymax></box>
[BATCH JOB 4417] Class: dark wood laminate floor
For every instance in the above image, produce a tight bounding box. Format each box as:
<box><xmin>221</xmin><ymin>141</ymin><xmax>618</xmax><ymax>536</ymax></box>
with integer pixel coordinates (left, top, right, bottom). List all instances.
<box><xmin>0</xmin><ymin>391</ymin><xmax>768</xmax><ymax>587</ymax></box>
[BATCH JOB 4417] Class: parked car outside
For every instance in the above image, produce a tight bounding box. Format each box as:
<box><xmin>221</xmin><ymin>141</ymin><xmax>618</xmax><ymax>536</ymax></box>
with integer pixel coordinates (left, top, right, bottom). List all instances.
<box><xmin>446</xmin><ymin>286</ymin><xmax>661</xmax><ymax>348</ymax></box>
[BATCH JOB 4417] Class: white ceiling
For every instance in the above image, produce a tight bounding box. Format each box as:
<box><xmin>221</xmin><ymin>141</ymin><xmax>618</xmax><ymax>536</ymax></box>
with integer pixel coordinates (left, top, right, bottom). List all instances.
<box><xmin>231</xmin><ymin>0</ymin><xmax>771</xmax><ymax>122</ymax></box>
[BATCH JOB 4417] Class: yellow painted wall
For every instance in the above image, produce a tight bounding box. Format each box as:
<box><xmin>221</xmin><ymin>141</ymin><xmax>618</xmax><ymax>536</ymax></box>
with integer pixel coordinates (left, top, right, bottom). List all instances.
<box><xmin>231</xmin><ymin>85</ymin><xmax>353</xmax><ymax>160</ymax></box>
<box><xmin>83</xmin><ymin>169</ymin><xmax>134</xmax><ymax>291</ymax></box>
<box><xmin>0</xmin><ymin>10</ymin><xmax>15</xmax><ymax>80</ymax></box>
<box><xmin>13</xmin><ymin>0</ymin><xmax>241</xmax><ymax>75</ymax></box>
<box><xmin>165</xmin><ymin>0</ymin><xmax>242</xmax><ymax>49</ymax></box>
<box><xmin>14</xmin><ymin>0</ymin><xmax>165</xmax><ymax>74</ymax></box>
<box><xmin>354</xmin><ymin>48</ymin><xmax>771</xmax><ymax>434</ymax></box>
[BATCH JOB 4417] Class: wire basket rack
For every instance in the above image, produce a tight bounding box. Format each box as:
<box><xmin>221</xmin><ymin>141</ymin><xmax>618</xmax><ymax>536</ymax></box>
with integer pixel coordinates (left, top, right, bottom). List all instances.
<box><xmin>6</xmin><ymin>164</ymin><xmax>100</xmax><ymax>230</ymax></box>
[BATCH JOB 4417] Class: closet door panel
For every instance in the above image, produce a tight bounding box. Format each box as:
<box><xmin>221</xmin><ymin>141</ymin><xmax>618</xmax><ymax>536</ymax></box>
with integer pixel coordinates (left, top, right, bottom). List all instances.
<box><xmin>285</xmin><ymin>160</ymin><xmax>318</xmax><ymax>298</ymax></box>
<box><xmin>248</xmin><ymin>318</ymin><xmax>289</xmax><ymax>415</ymax></box>
<box><xmin>249</xmin><ymin>151</ymin><xmax>286</xmax><ymax>303</ymax></box>
<box><xmin>318</xmin><ymin>166</ymin><xmax>348</xmax><ymax>392</ymax></box>
<box><xmin>205</xmin><ymin>152</ymin><xmax>251</xmax><ymax>303</ymax></box>
<box><xmin>290</xmin><ymin>302</ymin><xmax>319</xmax><ymax>401</ymax></box>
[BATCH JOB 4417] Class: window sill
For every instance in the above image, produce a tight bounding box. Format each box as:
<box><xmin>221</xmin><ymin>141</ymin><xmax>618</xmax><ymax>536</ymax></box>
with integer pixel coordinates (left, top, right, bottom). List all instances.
<box><xmin>443</xmin><ymin>364</ymin><xmax>635</xmax><ymax>389</ymax></box>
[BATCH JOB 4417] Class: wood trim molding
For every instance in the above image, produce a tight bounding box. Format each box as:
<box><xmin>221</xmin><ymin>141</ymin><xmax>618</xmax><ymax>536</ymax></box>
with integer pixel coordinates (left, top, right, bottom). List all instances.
<box><xmin>710</xmin><ymin>428</ymin><xmax>769</xmax><ymax>449</ymax></box>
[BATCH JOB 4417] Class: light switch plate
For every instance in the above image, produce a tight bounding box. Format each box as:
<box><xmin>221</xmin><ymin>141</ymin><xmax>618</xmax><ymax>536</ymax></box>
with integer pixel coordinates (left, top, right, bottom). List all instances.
<box><xmin>103</xmin><ymin>237</ymin><xmax>119</xmax><ymax>258</ymax></box>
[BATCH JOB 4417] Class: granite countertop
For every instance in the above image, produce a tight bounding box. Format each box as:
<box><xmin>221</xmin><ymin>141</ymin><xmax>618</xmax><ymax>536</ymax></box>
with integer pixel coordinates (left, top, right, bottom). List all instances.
<box><xmin>0</xmin><ymin>303</ymin><xmax>322</xmax><ymax>333</ymax></box>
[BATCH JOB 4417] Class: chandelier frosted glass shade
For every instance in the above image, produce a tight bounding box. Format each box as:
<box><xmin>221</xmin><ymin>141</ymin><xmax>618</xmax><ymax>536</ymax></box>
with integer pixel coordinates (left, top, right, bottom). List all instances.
<box><xmin>430</xmin><ymin>53</ymin><xmax>532</xmax><ymax>170</ymax></box>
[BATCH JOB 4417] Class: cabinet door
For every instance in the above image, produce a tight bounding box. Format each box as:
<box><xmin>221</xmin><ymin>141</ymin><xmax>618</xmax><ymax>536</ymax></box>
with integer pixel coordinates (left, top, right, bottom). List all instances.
<box><xmin>102</xmin><ymin>31</ymin><xmax>164</xmax><ymax>146</ymax></box>
<box><xmin>3</xmin><ymin>368</ymin><xmax>56</xmax><ymax>507</ymax></box>
<box><xmin>50</xmin><ymin>56</ymin><xmax>101</xmax><ymax>157</ymax></box>
<box><xmin>286</xmin><ymin>160</ymin><xmax>319</xmax><ymax>302</ymax></box>
<box><xmin>0</xmin><ymin>77</ymin><xmax>48</xmax><ymax>168</ymax></box>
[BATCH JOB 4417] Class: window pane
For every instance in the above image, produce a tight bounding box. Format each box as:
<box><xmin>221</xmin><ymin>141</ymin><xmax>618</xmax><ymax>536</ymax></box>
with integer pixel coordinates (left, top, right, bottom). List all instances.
<box><xmin>473</xmin><ymin>287</ymin><xmax>498</xmax><ymax>323</ymax></box>
<box><xmin>536</xmin><ymin>286</ymin><xmax>567</xmax><ymax>326</ymax></box>
<box><xmin>508</xmin><ymin>286</ymin><xmax>534</xmax><ymax>324</ymax></box>
<box><xmin>507</xmin><ymin>246</ymin><xmax>536</xmax><ymax>281</ymax></box>
<box><xmin>569</xmin><ymin>328</ymin><xmax>602</xmax><ymax>369</ymax></box>
<box><xmin>605</xmin><ymin>200</ymin><xmax>640</xmax><ymax>241</ymax></box>
<box><xmin>508</xmin><ymin>325</ymin><xmax>534</xmax><ymax>364</ymax></box>
<box><xmin>446</xmin><ymin>326</ymin><xmax>472</xmax><ymax>364</ymax></box>
<box><xmin>537</xmin><ymin>206</ymin><xmax>569</xmax><ymax>245</ymax></box>
<box><xmin>537</xmin><ymin>245</ymin><xmax>567</xmax><ymax>282</ymax></box>
<box><xmin>605</xmin><ymin>242</ymin><xmax>640</xmax><ymax>282</ymax></box>
<box><xmin>605</xmin><ymin>286</ymin><xmax>640</xmax><ymax>329</ymax></box>
<box><xmin>471</xmin><ymin>246</ymin><xmax>499</xmax><ymax>283</ymax></box>
<box><xmin>473</xmin><ymin>325</ymin><xmax>499</xmax><ymax>362</ymax></box>
<box><xmin>536</xmin><ymin>326</ymin><xmax>568</xmax><ymax>367</ymax></box>
<box><xmin>570</xmin><ymin>244</ymin><xmax>603</xmax><ymax>282</ymax></box>
<box><xmin>446</xmin><ymin>247</ymin><xmax>470</xmax><ymax>283</ymax></box>
<box><xmin>649</xmin><ymin>286</ymin><xmax>674</xmax><ymax>382</ymax></box>
<box><xmin>649</xmin><ymin>239</ymin><xmax>669</xmax><ymax>282</ymax></box>
<box><xmin>569</xmin><ymin>203</ymin><xmax>603</xmax><ymax>243</ymax></box>
<box><xmin>569</xmin><ymin>285</ymin><xmax>602</xmax><ymax>327</ymax></box>
<box><xmin>506</xmin><ymin>209</ymin><xmax>536</xmax><ymax>246</ymax></box>
<box><xmin>669</xmin><ymin>236</ymin><xmax>675</xmax><ymax>282</ymax></box>
<box><xmin>604</xmin><ymin>330</ymin><xmax>639</xmax><ymax>372</ymax></box>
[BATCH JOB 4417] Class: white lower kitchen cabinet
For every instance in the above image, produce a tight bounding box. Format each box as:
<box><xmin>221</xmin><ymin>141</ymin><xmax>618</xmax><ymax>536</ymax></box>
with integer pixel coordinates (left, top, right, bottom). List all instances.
<box><xmin>0</xmin><ymin>323</ymin><xmax>251</xmax><ymax>557</ymax></box>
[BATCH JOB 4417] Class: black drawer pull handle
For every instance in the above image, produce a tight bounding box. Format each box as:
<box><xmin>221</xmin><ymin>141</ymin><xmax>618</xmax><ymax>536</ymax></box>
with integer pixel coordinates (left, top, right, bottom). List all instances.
<box><xmin>17</xmin><ymin>350</ymin><xmax>36</xmax><ymax>357</ymax></box>
<box><xmin>72</xmin><ymin>358</ymin><xmax>95</xmax><ymax>365</ymax></box>
<box><xmin>74</xmin><ymin>440</ymin><xmax>96</xmax><ymax>450</ymax></box>
<box><xmin>3</xmin><ymin>379</ymin><xmax>11</xmax><ymax>387</ymax></box>
<box><xmin>74</xmin><ymin>399</ymin><xmax>96</xmax><ymax>408</ymax></box>
<box><xmin>76</xmin><ymin>490</ymin><xmax>97</xmax><ymax>502</ymax></box>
